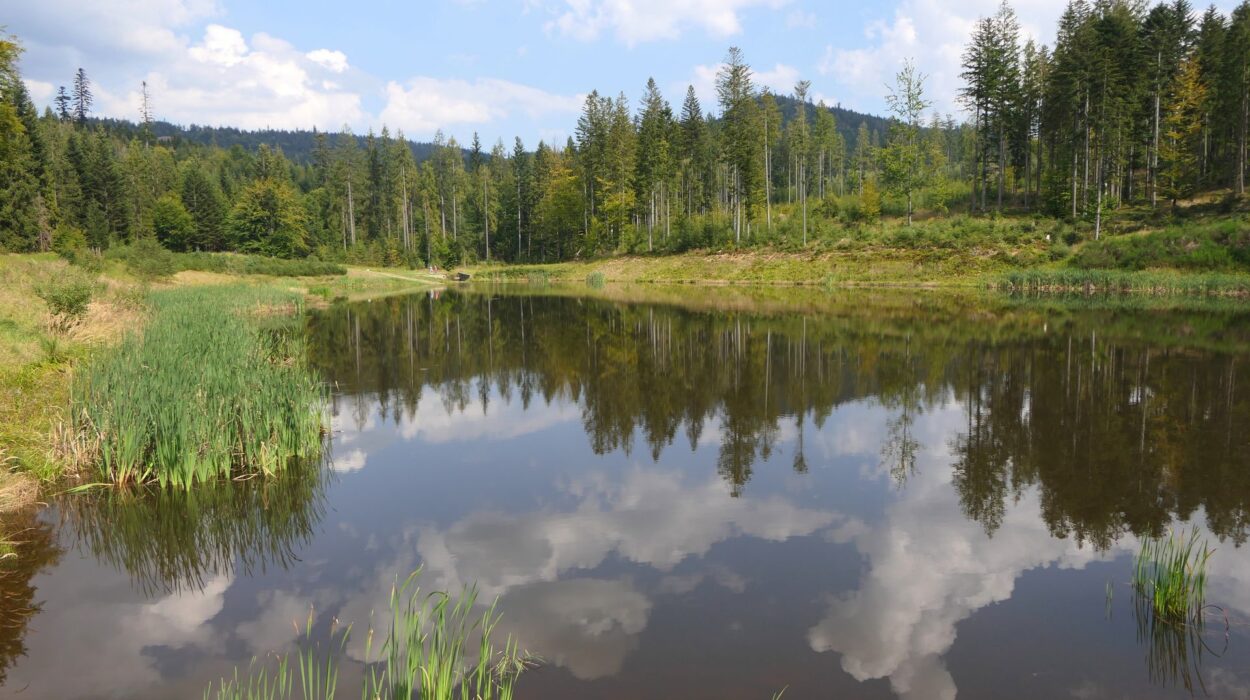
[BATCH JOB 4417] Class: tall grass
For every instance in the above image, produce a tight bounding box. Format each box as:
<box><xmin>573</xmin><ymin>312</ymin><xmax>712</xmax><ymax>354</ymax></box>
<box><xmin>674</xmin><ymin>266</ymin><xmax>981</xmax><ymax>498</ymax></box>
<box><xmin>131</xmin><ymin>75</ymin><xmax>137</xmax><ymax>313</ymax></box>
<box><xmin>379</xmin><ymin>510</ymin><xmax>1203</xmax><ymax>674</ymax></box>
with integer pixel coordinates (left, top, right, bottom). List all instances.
<box><xmin>1132</xmin><ymin>527</ymin><xmax>1213</xmax><ymax>622</ymax></box>
<box><xmin>996</xmin><ymin>268</ymin><xmax>1250</xmax><ymax>295</ymax></box>
<box><xmin>585</xmin><ymin>271</ymin><xmax>606</xmax><ymax>289</ymax></box>
<box><xmin>204</xmin><ymin>571</ymin><xmax>528</xmax><ymax>700</ymax></box>
<box><xmin>71</xmin><ymin>286</ymin><xmax>325</xmax><ymax>488</ymax></box>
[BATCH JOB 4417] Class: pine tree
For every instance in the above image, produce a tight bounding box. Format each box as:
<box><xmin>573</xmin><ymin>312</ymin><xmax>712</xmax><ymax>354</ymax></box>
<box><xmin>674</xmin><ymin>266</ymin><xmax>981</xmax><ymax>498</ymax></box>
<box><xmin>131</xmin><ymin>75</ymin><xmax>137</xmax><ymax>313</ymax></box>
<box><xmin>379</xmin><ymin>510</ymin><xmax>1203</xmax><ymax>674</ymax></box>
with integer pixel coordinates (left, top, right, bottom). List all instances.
<box><xmin>788</xmin><ymin>80</ymin><xmax>811</xmax><ymax>243</ymax></box>
<box><xmin>716</xmin><ymin>47</ymin><xmax>762</xmax><ymax>242</ymax></box>
<box><xmin>72</xmin><ymin>68</ymin><xmax>92</xmax><ymax>124</ymax></box>
<box><xmin>1159</xmin><ymin>55</ymin><xmax>1206</xmax><ymax>209</ymax></box>
<box><xmin>54</xmin><ymin>86</ymin><xmax>71</xmax><ymax>121</ymax></box>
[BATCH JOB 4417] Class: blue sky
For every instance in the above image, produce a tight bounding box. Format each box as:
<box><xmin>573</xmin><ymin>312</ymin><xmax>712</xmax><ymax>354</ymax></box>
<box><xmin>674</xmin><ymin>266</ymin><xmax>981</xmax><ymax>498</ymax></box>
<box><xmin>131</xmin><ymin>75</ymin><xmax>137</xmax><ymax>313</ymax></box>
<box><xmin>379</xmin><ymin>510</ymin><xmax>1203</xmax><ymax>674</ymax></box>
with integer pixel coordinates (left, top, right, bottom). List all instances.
<box><xmin>8</xmin><ymin>1</ymin><xmax>1239</xmax><ymax>146</ymax></box>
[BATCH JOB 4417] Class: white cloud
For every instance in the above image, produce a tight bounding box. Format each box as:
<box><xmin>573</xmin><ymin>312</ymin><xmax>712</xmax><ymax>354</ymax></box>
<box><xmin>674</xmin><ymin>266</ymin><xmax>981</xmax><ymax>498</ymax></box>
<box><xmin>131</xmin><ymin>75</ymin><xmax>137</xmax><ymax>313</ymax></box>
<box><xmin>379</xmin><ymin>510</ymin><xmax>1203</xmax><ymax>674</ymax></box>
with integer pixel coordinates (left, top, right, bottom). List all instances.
<box><xmin>816</xmin><ymin>0</ymin><xmax>1093</xmax><ymax>115</ymax></box>
<box><xmin>305</xmin><ymin>48</ymin><xmax>349</xmax><ymax>74</ymax></box>
<box><xmin>7</xmin><ymin>0</ymin><xmax>220</xmax><ymax>63</ymax></box>
<box><xmin>380</xmin><ymin>76</ymin><xmax>582</xmax><ymax>140</ymax></box>
<box><xmin>188</xmin><ymin>24</ymin><xmax>247</xmax><ymax>67</ymax></box>
<box><xmin>541</xmin><ymin>0</ymin><xmax>788</xmax><ymax>46</ymax></box>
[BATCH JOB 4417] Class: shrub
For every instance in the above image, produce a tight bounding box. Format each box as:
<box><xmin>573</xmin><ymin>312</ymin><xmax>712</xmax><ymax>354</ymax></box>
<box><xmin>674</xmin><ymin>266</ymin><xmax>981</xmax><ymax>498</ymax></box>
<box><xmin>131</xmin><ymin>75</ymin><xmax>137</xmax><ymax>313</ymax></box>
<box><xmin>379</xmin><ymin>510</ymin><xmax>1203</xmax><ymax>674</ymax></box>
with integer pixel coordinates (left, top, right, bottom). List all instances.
<box><xmin>112</xmin><ymin>237</ymin><xmax>178</xmax><ymax>281</ymax></box>
<box><xmin>34</xmin><ymin>269</ymin><xmax>97</xmax><ymax>329</ymax></box>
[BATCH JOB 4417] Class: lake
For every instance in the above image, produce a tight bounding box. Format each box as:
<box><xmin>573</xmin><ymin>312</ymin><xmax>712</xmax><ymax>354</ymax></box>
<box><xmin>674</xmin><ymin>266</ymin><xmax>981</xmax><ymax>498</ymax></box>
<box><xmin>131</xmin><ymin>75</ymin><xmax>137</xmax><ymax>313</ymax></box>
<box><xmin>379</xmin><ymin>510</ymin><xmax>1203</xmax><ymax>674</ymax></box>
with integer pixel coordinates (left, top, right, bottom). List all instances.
<box><xmin>3</xmin><ymin>286</ymin><xmax>1250</xmax><ymax>699</ymax></box>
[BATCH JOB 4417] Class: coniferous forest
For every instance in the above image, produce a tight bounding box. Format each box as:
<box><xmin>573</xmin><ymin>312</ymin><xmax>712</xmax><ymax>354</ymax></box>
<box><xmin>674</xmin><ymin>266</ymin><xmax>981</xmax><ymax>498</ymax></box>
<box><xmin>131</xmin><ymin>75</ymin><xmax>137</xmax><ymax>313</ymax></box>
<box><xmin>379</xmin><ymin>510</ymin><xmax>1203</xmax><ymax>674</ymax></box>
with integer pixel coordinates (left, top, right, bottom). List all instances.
<box><xmin>2</xmin><ymin>0</ymin><xmax>1250</xmax><ymax>269</ymax></box>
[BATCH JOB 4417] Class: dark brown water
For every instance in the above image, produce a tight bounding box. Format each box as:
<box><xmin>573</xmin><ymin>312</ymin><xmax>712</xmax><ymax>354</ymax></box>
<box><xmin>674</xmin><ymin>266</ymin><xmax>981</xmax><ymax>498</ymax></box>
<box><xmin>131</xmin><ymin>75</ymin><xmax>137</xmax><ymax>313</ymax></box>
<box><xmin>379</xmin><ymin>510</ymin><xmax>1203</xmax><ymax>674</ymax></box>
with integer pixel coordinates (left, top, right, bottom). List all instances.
<box><xmin>4</xmin><ymin>287</ymin><xmax>1250</xmax><ymax>699</ymax></box>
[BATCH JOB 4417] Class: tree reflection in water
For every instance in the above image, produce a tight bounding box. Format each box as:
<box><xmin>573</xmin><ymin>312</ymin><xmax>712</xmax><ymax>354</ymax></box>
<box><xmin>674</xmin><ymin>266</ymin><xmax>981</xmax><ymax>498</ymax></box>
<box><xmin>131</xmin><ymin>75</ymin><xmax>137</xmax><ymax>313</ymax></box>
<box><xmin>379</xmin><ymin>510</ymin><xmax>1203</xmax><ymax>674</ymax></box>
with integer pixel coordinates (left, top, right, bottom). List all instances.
<box><xmin>57</xmin><ymin>456</ymin><xmax>328</xmax><ymax>596</ymax></box>
<box><xmin>309</xmin><ymin>288</ymin><xmax>1250</xmax><ymax>547</ymax></box>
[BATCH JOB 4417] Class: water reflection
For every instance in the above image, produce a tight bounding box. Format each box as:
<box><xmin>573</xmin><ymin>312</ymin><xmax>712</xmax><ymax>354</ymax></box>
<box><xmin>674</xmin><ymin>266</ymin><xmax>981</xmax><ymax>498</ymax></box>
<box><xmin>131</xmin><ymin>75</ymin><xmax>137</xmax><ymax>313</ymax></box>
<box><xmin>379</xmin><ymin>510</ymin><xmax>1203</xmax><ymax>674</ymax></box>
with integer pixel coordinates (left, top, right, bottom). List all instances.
<box><xmin>4</xmin><ymin>287</ymin><xmax>1250</xmax><ymax>698</ymax></box>
<box><xmin>309</xmin><ymin>289</ymin><xmax>1250</xmax><ymax>545</ymax></box>
<box><xmin>57</xmin><ymin>458</ymin><xmax>328</xmax><ymax>595</ymax></box>
<box><xmin>0</xmin><ymin>508</ymin><xmax>59</xmax><ymax>685</ymax></box>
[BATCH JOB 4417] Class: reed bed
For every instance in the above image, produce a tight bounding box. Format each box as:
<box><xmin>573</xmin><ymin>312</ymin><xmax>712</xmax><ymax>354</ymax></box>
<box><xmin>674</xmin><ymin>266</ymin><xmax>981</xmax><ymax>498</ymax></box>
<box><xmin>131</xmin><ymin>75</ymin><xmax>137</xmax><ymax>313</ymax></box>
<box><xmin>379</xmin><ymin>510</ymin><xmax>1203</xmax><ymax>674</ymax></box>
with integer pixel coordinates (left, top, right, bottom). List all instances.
<box><xmin>205</xmin><ymin>571</ymin><xmax>529</xmax><ymax>700</ymax></box>
<box><xmin>1132</xmin><ymin>527</ymin><xmax>1213</xmax><ymax>623</ymax></box>
<box><xmin>995</xmin><ymin>269</ymin><xmax>1250</xmax><ymax>296</ymax></box>
<box><xmin>585</xmin><ymin>271</ymin><xmax>606</xmax><ymax>289</ymax></box>
<box><xmin>72</xmin><ymin>286</ymin><xmax>325</xmax><ymax>488</ymax></box>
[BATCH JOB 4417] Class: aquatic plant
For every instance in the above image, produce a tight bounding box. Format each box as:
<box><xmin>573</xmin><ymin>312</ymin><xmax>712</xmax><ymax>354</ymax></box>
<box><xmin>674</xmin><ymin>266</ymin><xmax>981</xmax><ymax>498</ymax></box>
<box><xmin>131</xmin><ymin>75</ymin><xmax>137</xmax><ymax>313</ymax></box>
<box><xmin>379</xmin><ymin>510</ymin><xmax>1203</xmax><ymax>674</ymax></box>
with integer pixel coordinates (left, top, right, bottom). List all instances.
<box><xmin>586</xmin><ymin>271</ymin><xmax>606</xmax><ymax>289</ymax></box>
<box><xmin>204</xmin><ymin>571</ymin><xmax>529</xmax><ymax>700</ymax></box>
<box><xmin>995</xmin><ymin>268</ymin><xmax>1250</xmax><ymax>296</ymax></box>
<box><xmin>525</xmin><ymin>270</ymin><xmax>551</xmax><ymax>286</ymax></box>
<box><xmin>70</xmin><ymin>286</ymin><xmax>325</xmax><ymax>488</ymax></box>
<box><xmin>1132</xmin><ymin>527</ymin><xmax>1212</xmax><ymax>623</ymax></box>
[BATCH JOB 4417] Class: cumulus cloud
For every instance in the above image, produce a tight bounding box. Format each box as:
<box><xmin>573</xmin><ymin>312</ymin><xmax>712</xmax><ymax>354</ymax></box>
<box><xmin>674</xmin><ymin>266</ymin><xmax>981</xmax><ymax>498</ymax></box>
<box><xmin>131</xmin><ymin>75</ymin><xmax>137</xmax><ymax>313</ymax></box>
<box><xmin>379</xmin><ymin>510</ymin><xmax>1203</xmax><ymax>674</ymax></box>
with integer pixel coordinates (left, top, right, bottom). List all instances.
<box><xmin>305</xmin><ymin>48</ymin><xmax>349</xmax><ymax>74</ymax></box>
<box><xmin>380</xmin><ymin>77</ymin><xmax>582</xmax><ymax>138</ymax></box>
<box><xmin>541</xmin><ymin>0</ymin><xmax>788</xmax><ymax>46</ymax></box>
<box><xmin>8</xmin><ymin>2</ymin><xmax>575</xmax><ymax>140</ymax></box>
<box><xmin>816</xmin><ymin>0</ymin><xmax>1082</xmax><ymax>115</ymax></box>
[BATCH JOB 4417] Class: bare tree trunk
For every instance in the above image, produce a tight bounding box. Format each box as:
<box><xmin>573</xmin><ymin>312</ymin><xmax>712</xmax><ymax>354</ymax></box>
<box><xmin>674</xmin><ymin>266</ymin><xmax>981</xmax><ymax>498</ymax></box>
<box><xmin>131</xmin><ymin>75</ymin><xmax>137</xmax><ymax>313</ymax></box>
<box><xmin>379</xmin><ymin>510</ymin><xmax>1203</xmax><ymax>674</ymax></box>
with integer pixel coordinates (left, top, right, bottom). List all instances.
<box><xmin>347</xmin><ymin>180</ymin><xmax>356</xmax><ymax>246</ymax></box>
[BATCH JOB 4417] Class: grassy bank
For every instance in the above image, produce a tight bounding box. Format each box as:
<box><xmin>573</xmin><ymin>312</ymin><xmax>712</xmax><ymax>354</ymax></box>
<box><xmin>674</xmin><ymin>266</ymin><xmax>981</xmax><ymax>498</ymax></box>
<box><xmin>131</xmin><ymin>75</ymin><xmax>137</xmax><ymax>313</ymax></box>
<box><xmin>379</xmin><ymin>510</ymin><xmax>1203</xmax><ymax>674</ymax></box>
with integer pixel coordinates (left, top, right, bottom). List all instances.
<box><xmin>0</xmin><ymin>254</ymin><xmax>440</xmax><ymax>516</ymax></box>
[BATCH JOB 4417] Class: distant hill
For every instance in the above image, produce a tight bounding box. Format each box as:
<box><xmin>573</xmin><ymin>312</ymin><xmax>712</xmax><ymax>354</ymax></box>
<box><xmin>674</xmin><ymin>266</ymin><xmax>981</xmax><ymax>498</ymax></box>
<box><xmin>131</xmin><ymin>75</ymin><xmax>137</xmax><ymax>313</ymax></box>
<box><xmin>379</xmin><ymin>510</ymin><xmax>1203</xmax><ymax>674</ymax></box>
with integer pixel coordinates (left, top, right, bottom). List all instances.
<box><xmin>773</xmin><ymin>96</ymin><xmax>895</xmax><ymax>151</ymax></box>
<box><xmin>80</xmin><ymin>97</ymin><xmax>904</xmax><ymax>163</ymax></box>
<box><xmin>84</xmin><ymin>118</ymin><xmax>443</xmax><ymax>164</ymax></box>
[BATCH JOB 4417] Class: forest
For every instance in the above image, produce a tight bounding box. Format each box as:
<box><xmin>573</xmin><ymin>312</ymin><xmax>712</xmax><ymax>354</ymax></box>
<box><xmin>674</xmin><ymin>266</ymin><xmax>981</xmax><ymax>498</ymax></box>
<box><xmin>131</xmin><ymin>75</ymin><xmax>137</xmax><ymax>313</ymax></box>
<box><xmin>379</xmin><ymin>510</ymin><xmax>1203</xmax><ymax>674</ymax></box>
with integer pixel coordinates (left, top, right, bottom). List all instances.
<box><xmin>1</xmin><ymin>0</ymin><xmax>1249</xmax><ymax>269</ymax></box>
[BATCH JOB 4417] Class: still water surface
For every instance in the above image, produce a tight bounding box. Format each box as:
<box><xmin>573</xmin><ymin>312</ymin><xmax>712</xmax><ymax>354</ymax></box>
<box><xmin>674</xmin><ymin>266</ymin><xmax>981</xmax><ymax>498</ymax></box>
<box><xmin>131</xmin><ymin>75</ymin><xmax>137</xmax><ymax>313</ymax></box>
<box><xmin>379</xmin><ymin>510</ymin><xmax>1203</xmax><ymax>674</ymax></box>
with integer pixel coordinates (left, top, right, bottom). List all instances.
<box><xmin>4</xmin><ymin>287</ymin><xmax>1250</xmax><ymax>699</ymax></box>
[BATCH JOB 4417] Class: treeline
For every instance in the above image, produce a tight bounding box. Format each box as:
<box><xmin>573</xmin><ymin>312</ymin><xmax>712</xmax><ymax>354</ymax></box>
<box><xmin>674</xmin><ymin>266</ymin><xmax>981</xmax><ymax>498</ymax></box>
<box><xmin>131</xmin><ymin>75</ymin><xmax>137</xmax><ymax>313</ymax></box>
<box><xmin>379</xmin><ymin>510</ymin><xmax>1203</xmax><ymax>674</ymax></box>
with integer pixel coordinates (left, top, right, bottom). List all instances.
<box><xmin>0</xmin><ymin>32</ymin><xmax>947</xmax><ymax>264</ymax></box>
<box><xmin>964</xmin><ymin>0</ymin><xmax>1250</xmax><ymax>228</ymax></box>
<box><xmin>3</xmin><ymin>0</ymin><xmax>1250</xmax><ymax>264</ymax></box>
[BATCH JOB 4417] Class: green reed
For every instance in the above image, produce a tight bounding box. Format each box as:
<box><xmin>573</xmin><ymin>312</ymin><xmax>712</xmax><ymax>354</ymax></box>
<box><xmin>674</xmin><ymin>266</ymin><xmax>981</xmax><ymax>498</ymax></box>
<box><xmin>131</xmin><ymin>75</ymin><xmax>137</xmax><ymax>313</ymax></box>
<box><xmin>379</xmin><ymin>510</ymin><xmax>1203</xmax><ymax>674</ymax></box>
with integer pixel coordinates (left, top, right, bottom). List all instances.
<box><xmin>205</xmin><ymin>571</ymin><xmax>528</xmax><ymax>700</ymax></box>
<box><xmin>585</xmin><ymin>271</ymin><xmax>606</xmax><ymax>289</ymax></box>
<box><xmin>996</xmin><ymin>269</ymin><xmax>1250</xmax><ymax>296</ymax></box>
<box><xmin>1132</xmin><ymin>527</ymin><xmax>1212</xmax><ymax>623</ymax></box>
<box><xmin>72</xmin><ymin>286</ymin><xmax>325</xmax><ymax>488</ymax></box>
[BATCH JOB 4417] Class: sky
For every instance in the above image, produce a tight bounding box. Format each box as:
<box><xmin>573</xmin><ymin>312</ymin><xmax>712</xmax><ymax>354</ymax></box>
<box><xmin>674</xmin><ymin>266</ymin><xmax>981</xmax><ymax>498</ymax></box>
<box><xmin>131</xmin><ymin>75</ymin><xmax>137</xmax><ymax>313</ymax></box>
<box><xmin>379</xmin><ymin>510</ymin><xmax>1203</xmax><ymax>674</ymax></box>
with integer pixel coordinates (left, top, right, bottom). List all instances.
<box><xmin>6</xmin><ymin>0</ymin><xmax>1240</xmax><ymax>147</ymax></box>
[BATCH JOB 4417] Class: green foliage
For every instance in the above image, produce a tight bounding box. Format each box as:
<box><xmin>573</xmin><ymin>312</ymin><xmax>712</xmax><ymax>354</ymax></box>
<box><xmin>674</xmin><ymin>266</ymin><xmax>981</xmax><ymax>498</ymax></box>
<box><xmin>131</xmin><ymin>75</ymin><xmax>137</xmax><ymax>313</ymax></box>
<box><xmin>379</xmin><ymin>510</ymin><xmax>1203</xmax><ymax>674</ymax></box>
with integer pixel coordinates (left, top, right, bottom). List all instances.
<box><xmin>71</xmin><ymin>286</ymin><xmax>324</xmax><ymax>488</ymax></box>
<box><xmin>174</xmin><ymin>252</ymin><xmax>345</xmax><ymax>277</ymax></box>
<box><xmin>204</xmin><ymin>570</ymin><xmax>528</xmax><ymax>700</ymax></box>
<box><xmin>111</xmin><ymin>236</ymin><xmax>177</xmax><ymax>280</ymax></box>
<box><xmin>1133</xmin><ymin>527</ymin><xmax>1212</xmax><ymax>623</ymax></box>
<box><xmin>34</xmin><ymin>268</ymin><xmax>96</xmax><ymax>327</ymax></box>
<box><xmin>149</xmin><ymin>192</ymin><xmax>195</xmax><ymax>251</ymax></box>
<box><xmin>1071</xmin><ymin>221</ymin><xmax>1250</xmax><ymax>272</ymax></box>
<box><xmin>228</xmin><ymin>178</ymin><xmax>309</xmax><ymax>258</ymax></box>
<box><xmin>586</xmin><ymin>270</ymin><xmax>606</xmax><ymax>288</ymax></box>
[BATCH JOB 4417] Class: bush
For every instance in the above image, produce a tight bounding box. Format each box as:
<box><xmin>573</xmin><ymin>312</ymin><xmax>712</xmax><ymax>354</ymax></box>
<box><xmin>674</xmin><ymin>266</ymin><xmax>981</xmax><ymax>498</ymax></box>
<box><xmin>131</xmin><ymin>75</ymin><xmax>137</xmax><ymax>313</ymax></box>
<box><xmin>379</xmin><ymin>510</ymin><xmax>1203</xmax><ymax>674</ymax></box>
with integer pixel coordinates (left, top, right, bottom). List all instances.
<box><xmin>35</xmin><ymin>269</ymin><xmax>97</xmax><ymax>329</ymax></box>
<box><xmin>111</xmin><ymin>238</ymin><xmax>178</xmax><ymax>281</ymax></box>
<box><xmin>1071</xmin><ymin>220</ymin><xmax>1250</xmax><ymax>272</ymax></box>
<box><xmin>175</xmin><ymin>252</ymin><xmax>346</xmax><ymax>277</ymax></box>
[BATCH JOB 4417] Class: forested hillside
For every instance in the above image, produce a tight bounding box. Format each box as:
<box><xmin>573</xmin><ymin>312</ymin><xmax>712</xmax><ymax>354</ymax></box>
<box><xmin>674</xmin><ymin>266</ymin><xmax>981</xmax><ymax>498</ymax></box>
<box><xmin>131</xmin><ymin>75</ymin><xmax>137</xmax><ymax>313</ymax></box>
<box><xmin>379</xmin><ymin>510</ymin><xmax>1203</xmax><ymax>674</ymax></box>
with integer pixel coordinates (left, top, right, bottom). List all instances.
<box><xmin>1</xmin><ymin>0</ymin><xmax>1248</xmax><ymax>270</ymax></box>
